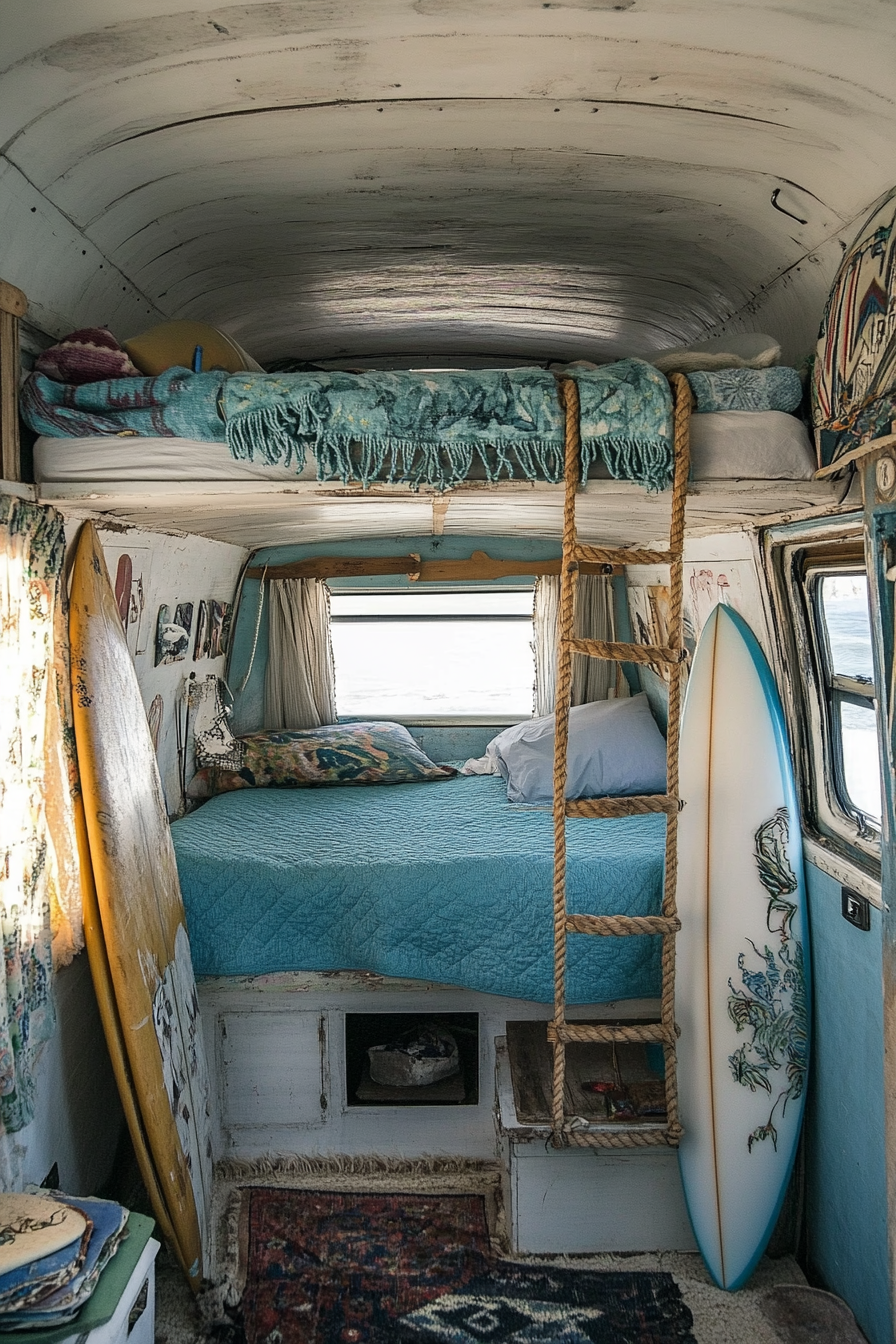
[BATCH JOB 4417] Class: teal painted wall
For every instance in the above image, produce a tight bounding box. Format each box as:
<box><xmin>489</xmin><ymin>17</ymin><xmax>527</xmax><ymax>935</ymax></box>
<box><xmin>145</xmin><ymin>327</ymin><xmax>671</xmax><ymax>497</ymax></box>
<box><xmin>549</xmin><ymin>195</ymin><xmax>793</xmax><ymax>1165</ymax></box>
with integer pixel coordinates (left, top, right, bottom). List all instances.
<box><xmin>227</xmin><ymin>534</ymin><xmax>563</xmax><ymax>734</ymax></box>
<box><xmin>804</xmin><ymin>862</ymin><xmax>889</xmax><ymax>1344</ymax></box>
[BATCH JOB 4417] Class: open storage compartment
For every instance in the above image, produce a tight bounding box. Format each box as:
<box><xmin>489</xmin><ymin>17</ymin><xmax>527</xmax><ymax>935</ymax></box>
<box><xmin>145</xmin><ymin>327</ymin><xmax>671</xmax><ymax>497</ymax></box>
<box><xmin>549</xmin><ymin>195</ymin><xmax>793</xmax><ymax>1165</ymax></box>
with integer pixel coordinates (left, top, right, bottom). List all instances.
<box><xmin>345</xmin><ymin>1012</ymin><xmax>479</xmax><ymax>1107</ymax></box>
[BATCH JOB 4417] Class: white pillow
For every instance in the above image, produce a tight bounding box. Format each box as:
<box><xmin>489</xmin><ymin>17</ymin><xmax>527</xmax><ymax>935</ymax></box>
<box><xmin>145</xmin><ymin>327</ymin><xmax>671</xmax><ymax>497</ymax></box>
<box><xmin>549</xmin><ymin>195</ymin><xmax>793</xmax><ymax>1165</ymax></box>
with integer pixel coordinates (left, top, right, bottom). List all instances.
<box><xmin>652</xmin><ymin>333</ymin><xmax>781</xmax><ymax>374</ymax></box>
<box><xmin>491</xmin><ymin>694</ymin><xmax>667</xmax><ymax>805</ymax></box>
<box><xmin>689</xmin><ymin>411</ymin><xmax>816</xmax><ymax>480</ymax></box>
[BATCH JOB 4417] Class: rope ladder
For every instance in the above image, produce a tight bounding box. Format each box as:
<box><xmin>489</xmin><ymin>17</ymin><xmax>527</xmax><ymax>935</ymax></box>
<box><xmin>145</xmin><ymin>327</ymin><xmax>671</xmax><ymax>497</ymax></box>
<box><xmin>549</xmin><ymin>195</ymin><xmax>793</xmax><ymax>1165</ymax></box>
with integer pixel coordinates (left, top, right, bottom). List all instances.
<box><xmin>548</xmin><ymin>371</ymin><xmax>692</xmax><ymax>1149</ymax></box>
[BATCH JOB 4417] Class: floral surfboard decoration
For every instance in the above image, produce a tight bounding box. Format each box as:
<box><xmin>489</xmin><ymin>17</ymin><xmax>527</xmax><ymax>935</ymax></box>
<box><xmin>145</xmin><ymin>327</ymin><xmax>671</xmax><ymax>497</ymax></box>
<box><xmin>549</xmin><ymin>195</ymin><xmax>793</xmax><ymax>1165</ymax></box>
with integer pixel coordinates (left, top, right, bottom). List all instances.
<box><xmin>727</xmin><ymin>808</ymin><xmax>808</xmax><ymax>1153</ymax></box>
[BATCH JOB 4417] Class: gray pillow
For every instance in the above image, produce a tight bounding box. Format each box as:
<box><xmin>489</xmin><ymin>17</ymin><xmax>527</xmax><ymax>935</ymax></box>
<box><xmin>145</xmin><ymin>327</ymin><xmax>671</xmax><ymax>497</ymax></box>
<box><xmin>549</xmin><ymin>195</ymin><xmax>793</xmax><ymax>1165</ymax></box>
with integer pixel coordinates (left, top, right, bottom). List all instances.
<box><xmin>491</xmin><ymin>693</ymin><xmax>667</xmax><ymax>805</ymax></box>
<box><xmin>689</xmin><ymin>410</ymin><xmax>816</xmax><ymax>480</ymax></box>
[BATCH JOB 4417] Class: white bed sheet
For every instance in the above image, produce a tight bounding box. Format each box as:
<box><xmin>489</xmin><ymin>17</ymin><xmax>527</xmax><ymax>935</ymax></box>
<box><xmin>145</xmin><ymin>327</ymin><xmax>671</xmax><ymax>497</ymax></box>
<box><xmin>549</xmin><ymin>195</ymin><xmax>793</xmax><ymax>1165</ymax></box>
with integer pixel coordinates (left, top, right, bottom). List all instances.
<box><xmin>33</xmin><ymin>411</ymin><xmax>817</xmax><ymax>485</ymax></box>
<box><xmin>33</xmin><ymin>435</ymin><xmax>318</xmax><ymax>483</ymax></box>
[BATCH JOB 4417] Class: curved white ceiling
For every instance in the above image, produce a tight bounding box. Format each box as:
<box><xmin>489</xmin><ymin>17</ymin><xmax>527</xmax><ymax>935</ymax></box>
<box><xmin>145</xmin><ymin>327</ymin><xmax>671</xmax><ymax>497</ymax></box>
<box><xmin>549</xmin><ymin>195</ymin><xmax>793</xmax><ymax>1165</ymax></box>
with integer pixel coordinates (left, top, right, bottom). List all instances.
<box><xmin>1</xmin><ymin>0</ymin><xmax>894</xmax><ymax>363</ymax></box>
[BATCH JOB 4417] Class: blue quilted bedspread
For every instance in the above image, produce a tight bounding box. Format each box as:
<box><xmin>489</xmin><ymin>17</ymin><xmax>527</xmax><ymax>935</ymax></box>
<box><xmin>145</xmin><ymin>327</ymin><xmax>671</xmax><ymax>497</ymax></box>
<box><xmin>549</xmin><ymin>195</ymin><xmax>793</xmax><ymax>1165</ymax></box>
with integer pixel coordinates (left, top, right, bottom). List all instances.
<box><xmin>170</xmin><ymin>772</ymin><xmax>666</xmax><ymax>1004</ymax></box>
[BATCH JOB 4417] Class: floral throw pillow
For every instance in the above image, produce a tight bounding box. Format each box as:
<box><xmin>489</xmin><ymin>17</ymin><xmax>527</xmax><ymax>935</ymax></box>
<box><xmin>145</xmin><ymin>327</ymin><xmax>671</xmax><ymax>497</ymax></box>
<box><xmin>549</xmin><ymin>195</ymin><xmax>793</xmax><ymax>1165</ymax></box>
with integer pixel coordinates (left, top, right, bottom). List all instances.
<box><xmin>187</xmin><ymin>721</ymin><xmax>456</xmax><ymax>798</ymax></box>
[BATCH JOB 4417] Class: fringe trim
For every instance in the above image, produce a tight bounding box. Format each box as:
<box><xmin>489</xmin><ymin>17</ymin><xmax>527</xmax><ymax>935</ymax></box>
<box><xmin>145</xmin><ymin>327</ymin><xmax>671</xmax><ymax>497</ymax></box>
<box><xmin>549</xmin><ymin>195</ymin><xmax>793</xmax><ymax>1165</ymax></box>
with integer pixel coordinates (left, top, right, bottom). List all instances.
<box><xmin>215</xmin><ymin>1153</ymin><xmax>502</xmax><ymax>1185</ymax></box>
<box><xmin>227</xmin><ymin>402</ymin><xmax>674</xmax><ymax>492</ymax></box>
<box><xmin>583</xmin><ymin>436</ymin><xmax>674</xmax><ymax>493</ymax></box>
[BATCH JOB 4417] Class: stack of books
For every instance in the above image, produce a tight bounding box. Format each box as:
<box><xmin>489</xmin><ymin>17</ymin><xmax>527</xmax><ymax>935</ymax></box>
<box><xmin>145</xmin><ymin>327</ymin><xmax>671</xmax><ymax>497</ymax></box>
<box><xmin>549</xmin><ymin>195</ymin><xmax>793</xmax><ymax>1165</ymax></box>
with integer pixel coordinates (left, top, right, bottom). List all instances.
<box><xmin>0</xmin><ymin>1192</ymin><xmax>128</xmax><ymax>1331</ymax></box>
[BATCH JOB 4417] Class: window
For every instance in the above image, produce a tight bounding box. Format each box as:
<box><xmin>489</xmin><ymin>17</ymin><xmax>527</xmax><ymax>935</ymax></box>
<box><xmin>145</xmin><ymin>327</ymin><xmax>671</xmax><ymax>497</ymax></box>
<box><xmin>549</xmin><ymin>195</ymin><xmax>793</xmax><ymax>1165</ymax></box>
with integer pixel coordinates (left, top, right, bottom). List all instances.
<box><xmin>328</xmin><ymin>587</ymin><xmax>535</xmax><ymax>719</ymax></box>
<box><xmin>811</xmin><ymin>567</ymin><xmax>881</xmax><ymax>827</ymax></box>
<box><xmin>812</xmin><ymin>572</ymin><xmax>880</xmax><ymax>829</ymax></box>
<box><xmin>764</xmin><ymin>518</ymin><xmax>882</xmax><ymax>875</ymax></box>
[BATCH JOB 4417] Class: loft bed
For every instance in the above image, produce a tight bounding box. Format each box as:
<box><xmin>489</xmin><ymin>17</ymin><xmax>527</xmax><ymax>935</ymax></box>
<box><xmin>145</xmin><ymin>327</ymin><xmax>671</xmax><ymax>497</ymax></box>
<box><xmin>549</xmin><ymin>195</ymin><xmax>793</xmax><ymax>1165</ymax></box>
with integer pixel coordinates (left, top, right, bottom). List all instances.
<box><xmin>30</xmin><ymin>415</ymin><xmax>839</xmax><ymax>550</ymax></box>
<box><xmin>1</xmin><ymin>303</ymin><xmax>844</xmax><ymax>545</ymax></box>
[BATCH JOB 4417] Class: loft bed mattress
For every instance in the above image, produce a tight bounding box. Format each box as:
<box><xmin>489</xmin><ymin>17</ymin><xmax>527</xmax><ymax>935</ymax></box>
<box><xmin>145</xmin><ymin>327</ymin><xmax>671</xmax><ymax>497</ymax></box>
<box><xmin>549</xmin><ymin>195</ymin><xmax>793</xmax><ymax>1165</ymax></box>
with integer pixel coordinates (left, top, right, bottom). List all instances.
<box><xmin>33</xmin><ymin>411</ymin><xmax>816</xmax><ymax>485</ymax></box>
<box><xmin>169</xmin><ymin>771</ymin><xmax>667</xmax><ymax>1003</ymax></box>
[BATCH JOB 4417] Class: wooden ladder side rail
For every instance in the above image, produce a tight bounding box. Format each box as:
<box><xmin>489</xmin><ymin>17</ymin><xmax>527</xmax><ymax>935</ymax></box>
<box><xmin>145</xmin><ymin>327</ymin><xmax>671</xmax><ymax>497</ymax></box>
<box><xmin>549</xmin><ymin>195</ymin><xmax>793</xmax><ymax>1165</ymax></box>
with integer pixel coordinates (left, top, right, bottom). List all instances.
<box><xmin>548</xmin><ymin>371</ymin><xmax>691</xmax><ymax>1150</ymax></box>
<box><xmin>0</xmin><ymin>279</ymin><xmax>26</xmax><ymax>484</ymax></box>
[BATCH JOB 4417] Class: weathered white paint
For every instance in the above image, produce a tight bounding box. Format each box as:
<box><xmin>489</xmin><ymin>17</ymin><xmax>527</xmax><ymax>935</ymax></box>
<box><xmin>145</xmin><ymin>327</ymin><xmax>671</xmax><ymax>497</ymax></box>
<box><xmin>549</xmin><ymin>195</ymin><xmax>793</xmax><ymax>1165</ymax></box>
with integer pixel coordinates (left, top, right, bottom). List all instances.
<box><xmin>39</xmin><ymin>478</ymin><xmax>840</xmax><ymax>551</ymax></box>
<box><xmin>199</xmin><ymin>972</ymin><xmax>660</xmax><ymax>1160</ymax></box>
<box><xmin>94</xmin><ymin>524</ymin><xmax>247</xmax><ymax>815</ymax></box>
<box><xmin>495</xmin><ymin>1042</ymin><xmax>697</xmax><ymax>1254</ymax></box>
<box><xmin>1</xmin><ymin>2</ymin><xmax>894</xmax><ymax>360</ymax></box>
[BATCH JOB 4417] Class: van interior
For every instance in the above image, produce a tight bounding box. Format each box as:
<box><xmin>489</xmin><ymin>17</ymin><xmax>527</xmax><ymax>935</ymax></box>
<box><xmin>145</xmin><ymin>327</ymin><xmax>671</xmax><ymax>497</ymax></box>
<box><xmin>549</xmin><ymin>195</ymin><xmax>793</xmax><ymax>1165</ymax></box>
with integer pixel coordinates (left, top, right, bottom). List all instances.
<box><xmin>0</xmin><ymin>5</ymin><xmax>895</xmax><ymax>1342</ymax></box>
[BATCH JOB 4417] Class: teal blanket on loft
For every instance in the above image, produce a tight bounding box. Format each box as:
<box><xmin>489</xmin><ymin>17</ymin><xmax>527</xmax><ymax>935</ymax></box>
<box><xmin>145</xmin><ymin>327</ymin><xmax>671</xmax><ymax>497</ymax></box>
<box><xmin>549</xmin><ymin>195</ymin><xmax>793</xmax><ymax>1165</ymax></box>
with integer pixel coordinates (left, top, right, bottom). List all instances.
<box><xmin>223</xmin><ymin>360</ymin><xmax>674</xmax><ymax>491</ymax></box>
<box><xmin>20</xmin><ymin>368</ymin><xmax>228</xmax><ymax>440</ymax></box>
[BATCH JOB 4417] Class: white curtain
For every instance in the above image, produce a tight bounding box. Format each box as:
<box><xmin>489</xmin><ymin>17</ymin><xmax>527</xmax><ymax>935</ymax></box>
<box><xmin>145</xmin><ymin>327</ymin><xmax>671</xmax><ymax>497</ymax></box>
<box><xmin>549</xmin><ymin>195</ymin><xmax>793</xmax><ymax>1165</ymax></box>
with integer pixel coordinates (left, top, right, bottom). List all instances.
<box><xmin>533</xmin><ymin>573</ymin><xmax>625</xmax><ymax>714</ymax></box>
<box><xmin>532</xmin><ymin>577</ymin><xmax>559</xmax><ymax>716</ymax></box>
<box><xmin>264</xmin><ymin>578</ymin><xmax>337</xmax><ymax>730</ymax></box>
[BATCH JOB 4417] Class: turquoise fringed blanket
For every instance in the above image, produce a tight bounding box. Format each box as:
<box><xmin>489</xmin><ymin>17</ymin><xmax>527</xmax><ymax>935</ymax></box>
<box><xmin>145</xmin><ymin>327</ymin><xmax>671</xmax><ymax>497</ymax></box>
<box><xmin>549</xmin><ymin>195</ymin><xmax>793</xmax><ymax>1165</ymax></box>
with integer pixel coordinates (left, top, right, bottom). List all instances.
<box><xmin>21</xmin><ymin>359</ymin><xmax>674</xmax><ymax>491</ymax></box>
<box><xmin>224</xmin><ymin>360</ymin><xmax>673</xmax><ymax>491</ymax></box>
<box><xmin>20</xmin><ymin>368</ymin><xmax>228</xmax><ymax>440</ymax></box>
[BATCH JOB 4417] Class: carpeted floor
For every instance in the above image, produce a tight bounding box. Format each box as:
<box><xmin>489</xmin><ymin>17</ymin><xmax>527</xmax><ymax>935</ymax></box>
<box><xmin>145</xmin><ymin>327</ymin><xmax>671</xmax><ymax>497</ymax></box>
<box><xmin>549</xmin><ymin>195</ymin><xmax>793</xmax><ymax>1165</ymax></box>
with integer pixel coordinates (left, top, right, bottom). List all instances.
<box><xmin>152</xmin><ymin>1172</ymin><xmax>865</xmax><ymax>1344</ymax></box>
<box><xmin>243</xmin><ymin>1190</ymin><xmax>493</xmax><ymax>1344</ymax></box>
<box><xmin>239</xmin><ymin>1190</ymin><xmax>696</xmax><ymax>1344</ymax></box>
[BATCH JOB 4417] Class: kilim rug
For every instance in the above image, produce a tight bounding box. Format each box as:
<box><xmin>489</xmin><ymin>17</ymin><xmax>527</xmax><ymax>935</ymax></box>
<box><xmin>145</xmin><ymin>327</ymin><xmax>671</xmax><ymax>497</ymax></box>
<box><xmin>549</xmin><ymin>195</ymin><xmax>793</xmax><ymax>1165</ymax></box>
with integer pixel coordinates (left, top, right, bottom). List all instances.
<box><xmin>241</xmin><ymin>1190</ymin><xmax>696</xmax><ymax>1344</ymax></box>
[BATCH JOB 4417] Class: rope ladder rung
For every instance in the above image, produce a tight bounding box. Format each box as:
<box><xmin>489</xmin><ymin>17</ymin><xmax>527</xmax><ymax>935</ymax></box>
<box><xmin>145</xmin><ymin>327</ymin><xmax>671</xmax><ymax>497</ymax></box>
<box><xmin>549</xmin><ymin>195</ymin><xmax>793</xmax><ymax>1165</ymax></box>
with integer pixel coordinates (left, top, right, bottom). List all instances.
<box><xmin>558</xmin><ymin>1126</ymin><xmax>680</xmax><ymax>1150</ymax></box>
<box><xmin>565</xmin><ymin>636</ymin><xmax>689</xmax><ymax>667</ymax></box>
<box><xmin>565</xmin><ymin>913</ymin><xmax>681</xmax><ymax>937</ymax></box>
<box><xmin>565</xmin><ymin>794</ymin><xmax>679</xmax><ymax>819</ymax></box>
<box><xmin>548</xmin><ymin>1021</ymin><xmax>675</xmax><ymax>1045</ymax></box>
<box><xmin>549</xmin><ymin>372</ymin><xmax>692</xmax><ymax>1151</ymax></box>
<box><xmin>572</xmin><ymin>543</ymin><xmax>675</xmax><ymax>567</ymax></box>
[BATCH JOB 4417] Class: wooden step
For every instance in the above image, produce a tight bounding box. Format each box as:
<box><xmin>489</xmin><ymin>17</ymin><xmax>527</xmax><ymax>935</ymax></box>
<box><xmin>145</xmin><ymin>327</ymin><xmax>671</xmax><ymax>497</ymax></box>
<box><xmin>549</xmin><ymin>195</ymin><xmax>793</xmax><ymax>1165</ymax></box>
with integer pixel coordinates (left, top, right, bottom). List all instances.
<box><xmin>565</xmin><ymin>794</ymin><xmax>680</xmax><ymax>818</ymax></box>
<box><xmin>547</xmin><ymin>1021</ymin><xmax>674</xmax><ymax>1046</ymax></box>
<box><xmin>564</xmin><ymin>636</ymin><xmax>687</xmax><ymax>667</ymax></box>
<box><xmin>565</xmin><ymin>913</ymin><xmax>680</xmax><ymax>937</ymax></box>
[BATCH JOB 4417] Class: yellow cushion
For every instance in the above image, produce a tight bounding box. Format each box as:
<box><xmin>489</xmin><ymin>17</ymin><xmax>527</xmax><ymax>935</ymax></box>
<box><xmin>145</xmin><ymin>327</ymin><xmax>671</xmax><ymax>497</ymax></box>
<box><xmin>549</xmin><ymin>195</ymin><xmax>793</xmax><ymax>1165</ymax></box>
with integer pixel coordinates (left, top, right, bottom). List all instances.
<box><xmin>123</xmin><ymin>320</ymin><xmax>264</xmax><ymax>375</ymax></box>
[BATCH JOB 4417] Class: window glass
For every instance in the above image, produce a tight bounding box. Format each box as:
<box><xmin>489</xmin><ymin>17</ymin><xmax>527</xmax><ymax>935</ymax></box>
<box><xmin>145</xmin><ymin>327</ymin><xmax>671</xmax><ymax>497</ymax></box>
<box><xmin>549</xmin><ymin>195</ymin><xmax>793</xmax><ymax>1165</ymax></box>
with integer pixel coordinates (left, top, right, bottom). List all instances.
<box><xmin>840</xmin><ymin>703</ymin><xmax>881</xmax><ymax>824</ymax></box>
<box><xmin>820</xmin><ymin>575</ymin><xmax>874</xmax><ymax>680</ymax></box>
<box><xmin>817</xmin><ymin>572</ymin><xmax>880</xmax><ymax>827</ymax></box>
<box><xmin>329</xmin><ymin>589</ymin><xmax>535</xmax><ymax>717</ymax></box>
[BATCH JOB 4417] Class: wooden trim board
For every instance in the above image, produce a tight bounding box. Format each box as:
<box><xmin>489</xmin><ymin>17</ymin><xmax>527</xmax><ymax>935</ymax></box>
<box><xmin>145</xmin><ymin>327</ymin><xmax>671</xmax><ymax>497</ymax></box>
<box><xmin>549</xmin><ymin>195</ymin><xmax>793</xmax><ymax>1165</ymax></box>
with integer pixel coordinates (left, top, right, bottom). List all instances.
<box><xmin>246</xmin><ymin>550</ymin><xmax>621</xmax><ymax>581</ymax></box>
<box><xmin>0</xmin><ymin>279</ymin><xmax>26</xmax><ymax>318</ymax></box>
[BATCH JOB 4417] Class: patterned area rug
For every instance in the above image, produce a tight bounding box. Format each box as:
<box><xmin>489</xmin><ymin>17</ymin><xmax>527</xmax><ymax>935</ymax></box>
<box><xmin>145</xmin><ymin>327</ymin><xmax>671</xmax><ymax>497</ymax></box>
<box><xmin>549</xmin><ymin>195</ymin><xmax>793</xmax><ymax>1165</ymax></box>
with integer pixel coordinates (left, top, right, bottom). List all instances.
<box><xmin>241</xmin><ymin>1190</ymin><xmax>696</xmax><ymax>1344</ymax></box>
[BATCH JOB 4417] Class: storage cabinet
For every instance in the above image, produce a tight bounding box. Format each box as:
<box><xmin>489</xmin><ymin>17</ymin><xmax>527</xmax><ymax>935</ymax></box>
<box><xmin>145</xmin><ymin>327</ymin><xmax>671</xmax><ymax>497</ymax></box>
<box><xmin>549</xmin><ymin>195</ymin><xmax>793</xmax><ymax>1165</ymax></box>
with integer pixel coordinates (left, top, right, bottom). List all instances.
<box><xmin>219</xmin><ymin>1009</ymin><xmax>327</xmax><ymax>1137</ymax></box>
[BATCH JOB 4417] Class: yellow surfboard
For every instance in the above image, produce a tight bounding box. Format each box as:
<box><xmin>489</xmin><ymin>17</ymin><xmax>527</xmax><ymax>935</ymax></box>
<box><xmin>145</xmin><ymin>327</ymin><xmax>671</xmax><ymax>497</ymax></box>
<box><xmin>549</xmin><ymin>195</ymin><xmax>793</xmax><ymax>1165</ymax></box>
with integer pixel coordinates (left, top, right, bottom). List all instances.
<box><xmin>69</xmin><ymin>521</ymin><xmax>211</xmax><ymax>1289</ymax></box>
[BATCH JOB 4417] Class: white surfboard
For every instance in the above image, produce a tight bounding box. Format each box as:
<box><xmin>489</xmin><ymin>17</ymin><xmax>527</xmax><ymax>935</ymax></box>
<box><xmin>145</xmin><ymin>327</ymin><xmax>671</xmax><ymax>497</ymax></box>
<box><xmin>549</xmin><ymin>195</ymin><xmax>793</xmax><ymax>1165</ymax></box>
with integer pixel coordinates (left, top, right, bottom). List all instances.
<box><xmin>676</xmin><ymin>603</ymin><xmax>810</xmax><ymax>1291</ymax></box>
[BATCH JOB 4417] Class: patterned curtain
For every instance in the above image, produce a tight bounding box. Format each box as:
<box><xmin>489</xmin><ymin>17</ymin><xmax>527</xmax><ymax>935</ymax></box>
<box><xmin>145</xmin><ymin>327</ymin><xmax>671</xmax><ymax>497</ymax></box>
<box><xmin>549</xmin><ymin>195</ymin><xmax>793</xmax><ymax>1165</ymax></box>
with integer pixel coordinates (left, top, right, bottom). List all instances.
<box><xmin>0</xmin><ymin>496</ymin><xmax>83</xmax><ymax>1131</ymax></box>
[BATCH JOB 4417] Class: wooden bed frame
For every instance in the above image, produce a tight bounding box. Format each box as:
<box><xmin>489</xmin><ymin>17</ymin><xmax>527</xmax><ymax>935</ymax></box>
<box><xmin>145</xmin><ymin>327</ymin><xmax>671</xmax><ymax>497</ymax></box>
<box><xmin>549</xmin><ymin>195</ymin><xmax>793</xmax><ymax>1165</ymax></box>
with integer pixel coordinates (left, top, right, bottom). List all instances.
<box><xmin>0</xmin><ymin>277</ymin><xmax>25</xmax><ymax>482</ymax></box>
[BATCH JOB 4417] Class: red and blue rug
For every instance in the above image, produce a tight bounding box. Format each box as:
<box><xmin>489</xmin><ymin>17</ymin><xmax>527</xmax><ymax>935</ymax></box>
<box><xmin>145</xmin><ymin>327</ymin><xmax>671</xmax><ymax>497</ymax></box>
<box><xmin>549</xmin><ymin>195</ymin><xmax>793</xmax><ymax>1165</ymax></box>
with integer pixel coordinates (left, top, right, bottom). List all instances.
<box><xmin>241</xmin><ymin>1190</ymin><xmax>696</xmax><ymax>1344</ymax></box>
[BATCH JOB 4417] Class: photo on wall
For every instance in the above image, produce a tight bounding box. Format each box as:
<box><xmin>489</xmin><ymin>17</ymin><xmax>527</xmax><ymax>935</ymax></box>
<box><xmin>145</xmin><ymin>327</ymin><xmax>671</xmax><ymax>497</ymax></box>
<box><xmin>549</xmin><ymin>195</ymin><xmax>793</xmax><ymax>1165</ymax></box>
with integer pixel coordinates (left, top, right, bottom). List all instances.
<box><xmin>208</xmin><ymin>600</ymin><xmax>231</xmax><ymax>659</ymax></box>
<box><xmin>174</xmin><ymin>602</ymin><xmax>194</xmax><ymax>639</ymax></box>
<box><xmin>193</xmin><ymin>600</ymin><xmax>210</xmax><ymax>660</ymax></box>
<box><xmin>100</xmin><ymin>541</ymin><xmax>153</xmax><ymax>656</ymax></box>
<box><xmin>155</xmin><ymin>604</ymin><xmax>191</xmax><ymax>666</ymax></box>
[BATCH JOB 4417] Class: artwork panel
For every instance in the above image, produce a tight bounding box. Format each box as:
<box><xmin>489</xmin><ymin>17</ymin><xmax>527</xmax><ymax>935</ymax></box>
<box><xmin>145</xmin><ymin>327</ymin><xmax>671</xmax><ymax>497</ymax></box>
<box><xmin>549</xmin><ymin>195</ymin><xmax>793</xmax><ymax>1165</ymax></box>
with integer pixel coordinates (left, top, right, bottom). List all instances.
<box><xmin>193</xmin><ymin>601</ymin><xmax>210</xmax><ymax>661</ymax></box>
<box><xmin>155</xmin><ymin>605</ymin><xmax>190</xmax><ymax>665</ymax></box>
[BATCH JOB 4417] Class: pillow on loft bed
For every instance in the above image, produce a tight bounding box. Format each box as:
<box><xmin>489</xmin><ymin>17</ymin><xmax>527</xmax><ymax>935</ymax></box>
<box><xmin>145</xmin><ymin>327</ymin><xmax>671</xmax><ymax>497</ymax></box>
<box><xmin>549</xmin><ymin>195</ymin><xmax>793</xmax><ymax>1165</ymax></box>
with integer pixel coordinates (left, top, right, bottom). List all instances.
<box><xmin>686</xmin><ymin>366</ymin><xmax>803</xmax><ymax>414</ymax></box>
<box><xmin>123</xmin><ymin>320</ymin><xmax>264</xmax><ymax>375</ymax></box>
<box><xmin>651</xmin><ymin>333</ymin><xmax>781</xmax><ymax>374</ymax></box>
<box><xmin>689</xmin><ymin>411</ymin><xmax>816</xmax><ymax>479</ymax></box>
<box><xmin>489</xmin><ymin>693</ymin><xmax>667</xmax><ymax>805</ymax></box>
<box><xmin>187</xmin><ymin>720</ymin><xmax>456</xmax><ymax>798</ymax></box>
<box><xmin>34</xmin><ymin>328</ymin><xmax>142</xmax><ymax>384</ymax></box>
